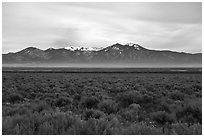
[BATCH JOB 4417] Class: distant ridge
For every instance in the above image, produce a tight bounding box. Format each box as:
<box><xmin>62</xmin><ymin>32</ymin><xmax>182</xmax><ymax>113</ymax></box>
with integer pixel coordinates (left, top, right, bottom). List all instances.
<box><xmin>2</xmin><ymin>43</ymin><xmax>202</xmax><ymax>67</ymax></box>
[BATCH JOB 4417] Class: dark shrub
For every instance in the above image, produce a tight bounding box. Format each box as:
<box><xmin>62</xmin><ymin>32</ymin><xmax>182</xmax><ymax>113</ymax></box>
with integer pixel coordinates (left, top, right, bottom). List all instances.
<box><xmin>140</xmin><ymin>94</ymin><xmax>153</xmax><ymax>104</ymax></box>
<box><xmin>33</xmin><ymin>101</ymin><xmax>51</xmax><ymax>113</ymax></box>
<box><xmin>55</xmin><ymin>97</ymin><xmax>72</xmax><ymax>107</ymax></box>
<box><xmin>158</xmin><ymin>98</ymin><xmax>171</xmax><ymax>113</ymax></box>
<box><xmin>192</xmin><ymin>85</ymin><xmax>202</xmax><ymax>92</ymax></box>
<box><xmin>98</xmin><ymin>100</ymin><xmax>118</xmax><ymax>114</ymax></box>
<box><xmin>7</xmin><ymin>93</ymin><xmax>24</xmax><ymax>103</ymax></box>
<box><xmin>151</xmin><ymin>111</ymin><xmax>175</xmax><ymax>125</ymax></box>
<box><xmin>73</xmin><ymin>94</ymin><xmax>81</xmax><ymax>102</ymax></box>
<box><xmin>121</xmin><ymin>103</ymin><xmax>141</xmax><ymax>122</ymax></box>
<box><xmin>121</xmin><ymin>110</ymin><xmax>138</xmax><ymax>122</ymax></box>
<box><xmin>44</xmin><ymin>97</ymin><xmax>55</xmax><ymax>106</ymax></box>
<box><xmin>176</xmin><ymin>99</ymin><xmax>202</xmax><ymax>124</ymax></box>
<box><xmin>169</xmin><ymin>90</ymin><xmax>184</xmax><ymax>101</ymax></box>
<box><xmin>83</xmin><ymin>109</ymin><xmax>105</xmax><ymax>120</ymax></box>
<box><xmin>116</xmin><ymin>91</ymin><xmax>141</xmax><ymax>108</ymax></box>
<box><xmin>2</xmin><ymin>93</ymin><xmax>9</xmax><ymax>103</ymax></box>
<box><xmin>80</xmin><ymin>96</ymin><xmax>100</xmax><ymax>109</ymax></box>
<box><xmin>3</xmin><ymin>106</ymin><xmax>29</xmax><ymax>116</ymax></box>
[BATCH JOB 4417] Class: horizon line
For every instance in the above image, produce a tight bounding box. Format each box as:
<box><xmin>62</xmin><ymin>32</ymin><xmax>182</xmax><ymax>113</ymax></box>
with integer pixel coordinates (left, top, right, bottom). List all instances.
<box><xmin>2</xmin><ymin>42</ymin><xmax>202</xmax><ymax>54</ymax></box>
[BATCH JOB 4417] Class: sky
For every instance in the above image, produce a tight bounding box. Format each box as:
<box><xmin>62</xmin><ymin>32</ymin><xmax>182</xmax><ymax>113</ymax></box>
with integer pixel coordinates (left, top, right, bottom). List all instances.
<box><xmin>2</xmin><ymin>2</ymin><xmax>202</xmax><ymax>54</ymax></box>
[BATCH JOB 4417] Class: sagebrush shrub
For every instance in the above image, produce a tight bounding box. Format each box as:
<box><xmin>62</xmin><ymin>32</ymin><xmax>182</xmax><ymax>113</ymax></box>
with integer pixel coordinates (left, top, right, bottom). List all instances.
<box><xmin>176</xmin><ymin>99</ymin><xmax>202</xmax><ymax>124</ymax></box>
<box><xmin>98</xmin><ymin>100</ymin><xmax>118</xmax><ymax>114</ymax></box>
<box><xmin>80</xmin><ymin>96</ymin><xmax>100</xmax><ymax>109</ymax></box>
<box><xmin>116</xmin><ymin>91</ymin><xmax>141</xmax><ymax>108</ymax></box>
<box><xmin>171</xmin><ymin>123</ymin><xmax>202</xmax><ymax>135</ymax></box>
<box><xmin>151</xmin><ymin>111</ymin><xmax>175</xmax><ymax>125</ymax></box>
<box><xmin>73</xmin><ymin>94</ymin><xmax>81</xmax><ymax>102</ymax></box>
<box><xmin>32</xmin><ymin>101</ymin><xmax>52</xmax><ymax>113</ymax></box>
<box><xmin>83</xmin><ymin>109</ymin><xmax>105</xmax><ymax>120</ymax></box>
<box><xmin>8</xmin><ymin>93</ymin><xmax>24</xmax><ymax>103</ymax></box>
<box><xmin>55</xmin><ymin>97</ymin><xmax>72</xmax><ymax>107</ymax></box>
<box><xmin>169</xmin><ymin>90</ymin><xmax>184</xmax><ymax>101</ymax></box>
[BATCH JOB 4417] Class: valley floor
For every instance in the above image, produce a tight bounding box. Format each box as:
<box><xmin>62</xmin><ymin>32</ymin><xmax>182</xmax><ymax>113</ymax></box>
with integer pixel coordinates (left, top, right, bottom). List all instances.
<box><xmin>2</xmin><ymin>70</ymin><xmax>202</xmax><ymax>135</ymax></box>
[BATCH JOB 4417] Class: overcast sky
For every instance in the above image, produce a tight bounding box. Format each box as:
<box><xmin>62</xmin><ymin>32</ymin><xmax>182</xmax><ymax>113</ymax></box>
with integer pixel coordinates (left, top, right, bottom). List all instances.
<box><xmin>2</xmin><ymin>2</ymin><xmax>202</xmax><ymax>53</ymax></box>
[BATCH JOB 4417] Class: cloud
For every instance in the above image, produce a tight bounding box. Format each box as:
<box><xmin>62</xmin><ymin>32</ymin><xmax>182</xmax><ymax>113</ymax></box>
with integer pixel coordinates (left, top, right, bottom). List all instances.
<box><xmin>66</xmin><ymin>2</ymin><xmax>202</xmax><ymax>24</ymax></box>
<box><xmin>2</xmin><ymin>2</ymin><xmax>202</xmax><ymax>53</ymax></box>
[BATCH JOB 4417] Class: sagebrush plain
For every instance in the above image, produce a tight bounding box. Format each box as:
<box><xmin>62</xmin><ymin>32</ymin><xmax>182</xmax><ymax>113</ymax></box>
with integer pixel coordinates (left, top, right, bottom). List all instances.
<box><xmin>2</xmin><ymin>68</ymin><xmax>202</xmax><ymax>135</ymax></box>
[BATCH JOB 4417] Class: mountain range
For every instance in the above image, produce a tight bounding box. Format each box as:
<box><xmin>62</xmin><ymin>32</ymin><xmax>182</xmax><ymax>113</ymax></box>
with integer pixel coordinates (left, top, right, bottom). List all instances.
<box><xmin>2</xmin><ymin>43</ymin><xmax>202</xmax><ymax>67</ymax></box>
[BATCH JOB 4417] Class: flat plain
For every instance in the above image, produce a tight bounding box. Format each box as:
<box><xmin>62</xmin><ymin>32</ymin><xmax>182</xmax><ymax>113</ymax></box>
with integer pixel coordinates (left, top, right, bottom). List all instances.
<box><xmin>2</xmin><ymin>68</ymin><xmax>202</xmax><ymax>135</ymax></box>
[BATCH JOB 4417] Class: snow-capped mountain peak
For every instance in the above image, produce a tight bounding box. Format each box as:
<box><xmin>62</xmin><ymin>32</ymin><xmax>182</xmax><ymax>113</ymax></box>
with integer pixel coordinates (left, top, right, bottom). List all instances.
<box><xmin>125</xmin><ymin>43</ymin><xmax>140</xmax><ymax>50</ymax></box>
<box><xmin>112</xmin><ymin>46</ymin><xmax>120</xmax><ymax>50</ymax></box>
<box><xmin>126</xmin><ymin>43</ymin><xmax>135</xmax><ymax>46</ymax></box>
<box><xmin>87</xmin><ymin>47</ymin><xmax>103</xmax><ymax>51</ymax></box>
<box><xmin>48</xmin><ymin>48</ymin><xmax>54</xmax><ymax>50</ymax></box>
<box><xmin>65</xmin><ymin>46</ymin><xmax>103</xmax><ymax>51</ymax></box>
<box><xmin>65</xmin><ymin>46</ymin><xmax>80</xmax><ymax>51</ymax></box>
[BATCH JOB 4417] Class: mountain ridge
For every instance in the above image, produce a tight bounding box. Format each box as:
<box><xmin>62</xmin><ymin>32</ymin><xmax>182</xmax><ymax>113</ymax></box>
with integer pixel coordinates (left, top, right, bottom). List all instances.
<box><xmin>3</xmin><ymin>43</ymin><xmax>202</xmax><ymax>67</ymax></box>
